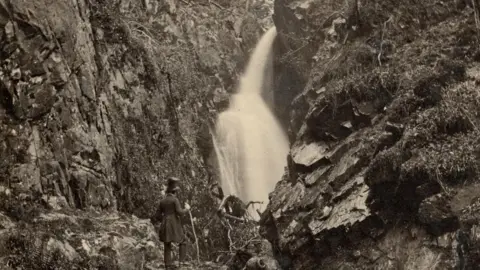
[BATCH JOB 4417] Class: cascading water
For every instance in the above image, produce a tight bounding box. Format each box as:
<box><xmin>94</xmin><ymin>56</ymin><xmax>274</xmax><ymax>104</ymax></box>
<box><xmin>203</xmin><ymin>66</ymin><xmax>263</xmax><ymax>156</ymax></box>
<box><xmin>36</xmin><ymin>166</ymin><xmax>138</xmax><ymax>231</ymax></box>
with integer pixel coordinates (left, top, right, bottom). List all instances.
<box><xmin>212</xmin><ymin>27</ymin><xmax>289</xmax><ymax>219</ymax></box>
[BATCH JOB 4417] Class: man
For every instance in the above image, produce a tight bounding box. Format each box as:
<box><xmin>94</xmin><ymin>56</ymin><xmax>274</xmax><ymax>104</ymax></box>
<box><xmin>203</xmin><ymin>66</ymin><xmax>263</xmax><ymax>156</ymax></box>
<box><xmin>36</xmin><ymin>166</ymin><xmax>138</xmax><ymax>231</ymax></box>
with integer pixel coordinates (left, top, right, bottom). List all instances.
<box><xmin>153</xmin><ymin>177</ymin><xmax>191</xmax><ymax>269</ymax></box>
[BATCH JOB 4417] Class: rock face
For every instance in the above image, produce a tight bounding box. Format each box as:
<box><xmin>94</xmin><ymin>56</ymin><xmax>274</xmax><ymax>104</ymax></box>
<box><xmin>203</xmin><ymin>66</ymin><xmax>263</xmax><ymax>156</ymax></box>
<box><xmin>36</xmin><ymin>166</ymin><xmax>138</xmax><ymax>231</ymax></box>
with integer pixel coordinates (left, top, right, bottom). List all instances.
<box><xmin>0</xmin><ymin>0</ymin><xmax>270</xmax><ymax>215</ymax></box>
<box><xmin>262</xmin><ymin>0</ymin><xmax>480</xmax><ymax>269</ymax></box>
<box><xmin>0</xmin><ymin>0</ymin><xmax>273</xmax><ymax>267</ymax></box>
<box><xmin>0</xmin><ymin>209</ymin><xmax>162</xmax><ymax>269</ymax></box>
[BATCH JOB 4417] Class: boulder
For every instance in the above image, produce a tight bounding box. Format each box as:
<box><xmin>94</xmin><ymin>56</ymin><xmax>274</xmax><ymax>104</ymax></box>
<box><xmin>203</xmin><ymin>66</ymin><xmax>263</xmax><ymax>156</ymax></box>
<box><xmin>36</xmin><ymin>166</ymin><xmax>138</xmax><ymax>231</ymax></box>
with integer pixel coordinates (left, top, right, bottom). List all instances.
<box><xmin>290</xmin><ymin>140</ymin><xmax>329</xmax><ymax>168</ymax></box>
<box><xmin>308</xmin><ymin>183</ymin><xmax>370</xmax><ymax>236</ymax></box>
<box><xmin>245</xmin><ymin>256</ymin><xmax>281</xmax><ymax>270</ymax></box>
<box><xmin>0</xmin><ymin>212</ymin><xmax>15</xmax><ymax>230</ymax></box>
<box><xmin>418</xmin><ymin>194</ymin><xmax>460</xmax><ymax>236</ymax></box>
<box><xmin>46</xmin><ymin>238</ymin><xmax>80</xmax><ymax>261</ymax></box>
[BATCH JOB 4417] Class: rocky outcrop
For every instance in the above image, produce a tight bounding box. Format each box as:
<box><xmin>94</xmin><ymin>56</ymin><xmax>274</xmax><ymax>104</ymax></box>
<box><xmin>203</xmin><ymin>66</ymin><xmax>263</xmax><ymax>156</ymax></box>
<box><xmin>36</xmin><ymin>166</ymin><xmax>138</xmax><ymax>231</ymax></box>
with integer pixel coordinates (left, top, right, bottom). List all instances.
<box><xmin>262</xmin><ymin>0</ymin><xmax>480</xmax><ymax>269</ymax></box>
<box><xmin>0</xmin><ymin>198</ymin><xmax>221</xmax><ymax>269</ymax></box>
<box><xmin>0</xmin><ymin>0</ymin><xmax>273</xmax><ymax>266</ymax></box>
<box><xmin>0</xmin><ymin>209</ymin><xmax>161</xmax><ymax>269</ymax></box>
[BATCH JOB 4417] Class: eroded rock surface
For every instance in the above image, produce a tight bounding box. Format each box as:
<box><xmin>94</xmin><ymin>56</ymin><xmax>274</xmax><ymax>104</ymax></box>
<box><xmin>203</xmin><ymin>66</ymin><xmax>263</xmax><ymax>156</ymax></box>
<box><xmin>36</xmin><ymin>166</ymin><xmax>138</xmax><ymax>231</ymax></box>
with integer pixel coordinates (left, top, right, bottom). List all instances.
<box><xmin>0</xmin><ymin>0</ymin><xmax>273</xmax><ymax>267</ymax></box>
<box><xmin>0</xmin><ymin>0</ymin><xmax>272</xmax><ymax>214</ymax></box>
<box><xmin>0</xmin><ymin>207</ymin><xmax>223</xmax><ymax>269</ymax></box>
<box><xmin>262</xmin><ymin>0</ymin><xmax>480</xmax><ymax>269</ymax></box>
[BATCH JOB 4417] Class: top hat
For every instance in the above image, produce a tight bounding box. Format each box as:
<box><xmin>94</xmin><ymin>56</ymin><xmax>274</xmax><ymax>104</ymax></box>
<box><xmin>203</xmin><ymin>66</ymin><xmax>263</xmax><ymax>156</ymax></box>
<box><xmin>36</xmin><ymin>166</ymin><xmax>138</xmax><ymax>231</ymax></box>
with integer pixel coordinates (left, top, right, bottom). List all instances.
<box><xmin>166</xmin><ymin>177</ymin><xmax>180</xmax><ymax>193</ymax></box>
<box><xmin>167</xmin><ymin>177</ymin><xmax>180</xmax><ymax>186</ymax></box>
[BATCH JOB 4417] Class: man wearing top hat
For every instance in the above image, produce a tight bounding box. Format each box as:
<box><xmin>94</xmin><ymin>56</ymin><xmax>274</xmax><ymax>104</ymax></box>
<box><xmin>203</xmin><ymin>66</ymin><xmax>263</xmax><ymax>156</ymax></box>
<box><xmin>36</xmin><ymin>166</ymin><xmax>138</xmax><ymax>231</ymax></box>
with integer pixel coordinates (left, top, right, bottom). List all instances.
<box><xmin>153</xmin><ymin>177</ymin><xmax>191</xmax><ymax>269</ymax></box>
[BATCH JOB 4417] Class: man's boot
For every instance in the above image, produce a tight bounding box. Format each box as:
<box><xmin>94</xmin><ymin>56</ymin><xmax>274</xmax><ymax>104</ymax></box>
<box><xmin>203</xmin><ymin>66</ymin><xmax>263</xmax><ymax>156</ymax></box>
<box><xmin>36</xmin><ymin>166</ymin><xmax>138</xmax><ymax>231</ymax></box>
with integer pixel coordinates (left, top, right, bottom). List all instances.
<box><xmin>164</xmin><ymin>243</ymin><xmax>177</xmax><ymax>269</ymax></box>
<box><xmin>178</xmin><ymin>242</ymin><xmax>190</xmax><ymax>267</ymax></box>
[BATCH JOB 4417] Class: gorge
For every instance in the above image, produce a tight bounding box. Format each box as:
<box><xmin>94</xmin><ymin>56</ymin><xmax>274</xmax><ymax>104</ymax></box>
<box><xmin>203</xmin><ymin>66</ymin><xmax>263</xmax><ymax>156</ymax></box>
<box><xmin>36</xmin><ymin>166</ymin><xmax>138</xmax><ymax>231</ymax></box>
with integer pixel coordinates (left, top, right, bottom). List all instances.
<box><xmin>1</xmin><ymin>0</ymin><xmax>480</xmax><ymax>269</ymax></box>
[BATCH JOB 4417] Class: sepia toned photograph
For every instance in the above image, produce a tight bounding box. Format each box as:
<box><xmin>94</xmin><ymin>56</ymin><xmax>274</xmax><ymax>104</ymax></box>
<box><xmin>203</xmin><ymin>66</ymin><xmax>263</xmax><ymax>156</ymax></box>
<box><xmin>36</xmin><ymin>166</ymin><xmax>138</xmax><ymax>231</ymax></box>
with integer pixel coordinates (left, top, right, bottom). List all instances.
<box><xmin>0</xmin><ymin>0</ymin><xmax>480</xmax><ymax>269</ymax></box>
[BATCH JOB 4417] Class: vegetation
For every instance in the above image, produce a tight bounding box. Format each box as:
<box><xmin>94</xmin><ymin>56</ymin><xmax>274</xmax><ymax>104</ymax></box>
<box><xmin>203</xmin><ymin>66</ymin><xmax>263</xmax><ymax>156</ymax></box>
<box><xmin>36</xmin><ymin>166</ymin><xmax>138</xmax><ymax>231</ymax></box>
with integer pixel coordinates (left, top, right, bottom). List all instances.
<box><xmin>88</xmin><ymin>0</ymin><xmax>263</xmax><ymax>263</ymax></box>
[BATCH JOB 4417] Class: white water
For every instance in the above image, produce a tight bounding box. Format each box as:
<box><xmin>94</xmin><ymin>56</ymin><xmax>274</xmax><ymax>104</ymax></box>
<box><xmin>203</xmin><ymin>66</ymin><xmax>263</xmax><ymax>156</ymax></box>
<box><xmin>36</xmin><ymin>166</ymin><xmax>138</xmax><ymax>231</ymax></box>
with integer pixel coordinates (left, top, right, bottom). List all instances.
<box><xmin>212</xmin><ymin>27</ymin><xmax>289</xmax><ymax>219</ymax></box>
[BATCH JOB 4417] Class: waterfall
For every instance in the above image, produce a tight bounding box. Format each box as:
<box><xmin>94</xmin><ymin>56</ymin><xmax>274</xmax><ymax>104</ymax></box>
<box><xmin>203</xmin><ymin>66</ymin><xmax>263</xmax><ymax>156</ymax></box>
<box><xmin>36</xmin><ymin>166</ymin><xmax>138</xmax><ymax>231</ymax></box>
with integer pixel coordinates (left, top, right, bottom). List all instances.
<box><xmin>212</xmin><ymin>27</ymin><xmax>289</xmax><ymax>219</ymax></box>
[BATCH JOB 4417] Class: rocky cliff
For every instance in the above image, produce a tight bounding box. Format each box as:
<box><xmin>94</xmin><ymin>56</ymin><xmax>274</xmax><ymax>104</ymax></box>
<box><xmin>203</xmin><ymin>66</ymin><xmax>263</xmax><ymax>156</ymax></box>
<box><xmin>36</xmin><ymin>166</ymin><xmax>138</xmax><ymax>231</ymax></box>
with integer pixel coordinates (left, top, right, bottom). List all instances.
<box><xmin>262</xmin><ymin>0</ymin><xmax>480</xmax><ymax>269</ymax></box>
<box><xmin>0</xmin><ymin>0</ymin><xmax>273</xmax><ymax>268</ymax></box>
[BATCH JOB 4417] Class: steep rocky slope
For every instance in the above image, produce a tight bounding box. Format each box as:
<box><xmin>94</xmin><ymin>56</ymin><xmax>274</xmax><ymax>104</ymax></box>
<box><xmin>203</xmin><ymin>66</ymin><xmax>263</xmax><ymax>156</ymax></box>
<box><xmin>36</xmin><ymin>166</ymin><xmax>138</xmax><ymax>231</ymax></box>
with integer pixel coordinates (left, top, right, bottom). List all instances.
<box><xmin>262</xmin><ymin>0</ymin><xmax>480</xmax><ymax>269</ymax></box>
<box><xmin>0</xmin><ymin>0</ymin><xmax>273</xmax><ymax>268</ymax></box>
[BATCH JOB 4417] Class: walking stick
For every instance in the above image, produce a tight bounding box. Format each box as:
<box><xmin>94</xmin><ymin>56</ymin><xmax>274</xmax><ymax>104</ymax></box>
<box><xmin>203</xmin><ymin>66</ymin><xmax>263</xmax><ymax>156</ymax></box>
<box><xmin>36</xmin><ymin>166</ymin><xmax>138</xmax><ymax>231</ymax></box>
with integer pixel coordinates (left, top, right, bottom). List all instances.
<box><xmin>188</xmin><ymin>209</ymin><xmax>200</xmax><ymax>264</ymax></box>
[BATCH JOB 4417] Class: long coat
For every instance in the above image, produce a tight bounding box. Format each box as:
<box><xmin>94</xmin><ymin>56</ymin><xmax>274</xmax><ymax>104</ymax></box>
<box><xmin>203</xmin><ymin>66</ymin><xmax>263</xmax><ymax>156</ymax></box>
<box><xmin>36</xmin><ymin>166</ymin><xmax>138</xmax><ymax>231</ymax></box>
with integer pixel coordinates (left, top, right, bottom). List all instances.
<box><xmin>154</xmin><ymin>193</ymin><xmax>187</xmax><ymax>243</ymax></box>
